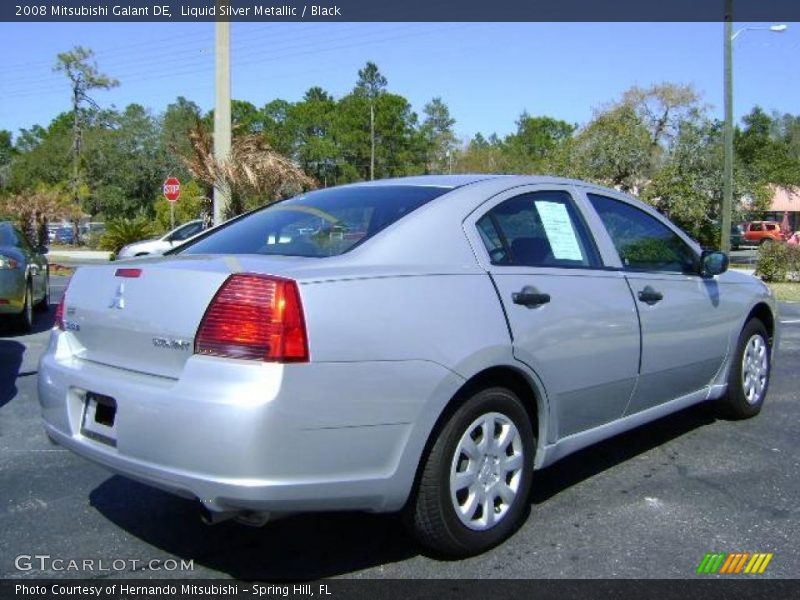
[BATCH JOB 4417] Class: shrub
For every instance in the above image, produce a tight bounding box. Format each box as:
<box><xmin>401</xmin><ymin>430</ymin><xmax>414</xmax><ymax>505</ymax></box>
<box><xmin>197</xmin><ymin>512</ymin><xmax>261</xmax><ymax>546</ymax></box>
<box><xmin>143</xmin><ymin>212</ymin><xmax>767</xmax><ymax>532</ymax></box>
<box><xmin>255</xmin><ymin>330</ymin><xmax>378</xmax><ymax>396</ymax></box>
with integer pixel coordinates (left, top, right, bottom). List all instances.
<box><xmin>755</xmin><ymin>242</ymin><xmax>800</xmax><ymax>282</ymax></box>
<box><xmin>99</xmin><ymin>217</ymin><xmax>155</xmax><ymax>256</ymax></box>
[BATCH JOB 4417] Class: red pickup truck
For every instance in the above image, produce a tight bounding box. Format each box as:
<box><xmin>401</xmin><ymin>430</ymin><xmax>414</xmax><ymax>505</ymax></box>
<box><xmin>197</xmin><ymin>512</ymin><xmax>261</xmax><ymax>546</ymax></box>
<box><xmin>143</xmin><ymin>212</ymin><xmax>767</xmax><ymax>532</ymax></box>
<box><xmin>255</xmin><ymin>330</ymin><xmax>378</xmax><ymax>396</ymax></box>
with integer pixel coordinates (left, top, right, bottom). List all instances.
<box><xmin>743</xmin><ymin>221</ymin><xmax>786</xmax><ymax>245</ymax></box>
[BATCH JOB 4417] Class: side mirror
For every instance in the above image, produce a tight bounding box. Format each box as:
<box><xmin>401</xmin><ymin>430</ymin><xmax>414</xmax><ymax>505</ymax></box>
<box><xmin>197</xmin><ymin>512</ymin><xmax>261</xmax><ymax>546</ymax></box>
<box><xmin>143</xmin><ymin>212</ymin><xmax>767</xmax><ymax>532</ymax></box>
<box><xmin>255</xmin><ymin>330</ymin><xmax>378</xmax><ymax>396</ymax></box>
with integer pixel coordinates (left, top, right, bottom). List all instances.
<box><xmin>701</xmin><ymin>250</ymin><xmax>728</xmax><ymax>277</ymax></box>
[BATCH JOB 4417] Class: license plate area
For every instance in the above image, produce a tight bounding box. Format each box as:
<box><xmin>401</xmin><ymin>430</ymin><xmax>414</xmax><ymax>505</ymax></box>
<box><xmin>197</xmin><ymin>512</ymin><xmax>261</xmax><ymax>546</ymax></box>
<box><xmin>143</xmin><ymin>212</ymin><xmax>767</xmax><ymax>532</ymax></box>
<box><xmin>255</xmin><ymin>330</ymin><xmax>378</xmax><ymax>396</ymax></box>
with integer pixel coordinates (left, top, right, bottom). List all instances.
<box><xmin>81</xmin><ymin>392</ymin><xmax>118</xmax><ymax>447</ymax></box>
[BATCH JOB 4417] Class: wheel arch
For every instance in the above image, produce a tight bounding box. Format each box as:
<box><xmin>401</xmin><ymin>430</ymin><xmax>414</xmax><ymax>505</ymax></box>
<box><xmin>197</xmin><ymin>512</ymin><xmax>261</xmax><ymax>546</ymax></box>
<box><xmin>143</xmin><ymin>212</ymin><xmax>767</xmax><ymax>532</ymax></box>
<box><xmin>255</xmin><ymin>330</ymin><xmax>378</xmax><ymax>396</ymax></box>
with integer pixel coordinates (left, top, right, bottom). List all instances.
<box><xmin>746</xmin><ymin>302</ymin><xmax>775</xmax><ymax>345</ymax></box>
<box><xmin>403</xmin><ymin>363</ymin><xmax>548</xmax><ymax>512</ymax></box>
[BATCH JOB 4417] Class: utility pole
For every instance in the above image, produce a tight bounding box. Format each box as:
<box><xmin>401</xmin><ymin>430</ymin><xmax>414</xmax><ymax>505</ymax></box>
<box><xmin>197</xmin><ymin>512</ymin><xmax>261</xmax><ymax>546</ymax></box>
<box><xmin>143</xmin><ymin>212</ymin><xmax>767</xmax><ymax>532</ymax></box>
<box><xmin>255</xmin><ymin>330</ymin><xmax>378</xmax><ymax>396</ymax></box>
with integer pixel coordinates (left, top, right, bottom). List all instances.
<box><xmin>721</xmin><ymin>0</ymin><xmax>733</xmax><ymax>253</ymax></box>
<box><xmin>213</xmin><ymin>15</ymin><xmax>231</xmax><ymax>226</ymax></box>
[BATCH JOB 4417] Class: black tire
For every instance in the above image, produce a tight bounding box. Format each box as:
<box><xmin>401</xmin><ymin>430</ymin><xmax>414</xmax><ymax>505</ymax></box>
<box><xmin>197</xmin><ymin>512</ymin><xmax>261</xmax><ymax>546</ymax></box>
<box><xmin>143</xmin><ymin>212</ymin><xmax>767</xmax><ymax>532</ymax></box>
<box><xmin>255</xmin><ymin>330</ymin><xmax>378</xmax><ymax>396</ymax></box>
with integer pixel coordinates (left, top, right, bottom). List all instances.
<box><xmin>717</xmin><ymin>318</ymin><xmax>771</xmax><ymax>419</ymax></box>
<box><xmin>14</xmin><ymin>281</ymin><xmax>34</xmax><ymax>333</ymax></box>
<box><xmin>34</xmin><ymin>270</ymin><xmax>50</xmax><ymax>312</ymax></box>
<box><xmin>405</xmin><ymin>387</ymin><xmax>535</xmax><ymax>557</ymax></box>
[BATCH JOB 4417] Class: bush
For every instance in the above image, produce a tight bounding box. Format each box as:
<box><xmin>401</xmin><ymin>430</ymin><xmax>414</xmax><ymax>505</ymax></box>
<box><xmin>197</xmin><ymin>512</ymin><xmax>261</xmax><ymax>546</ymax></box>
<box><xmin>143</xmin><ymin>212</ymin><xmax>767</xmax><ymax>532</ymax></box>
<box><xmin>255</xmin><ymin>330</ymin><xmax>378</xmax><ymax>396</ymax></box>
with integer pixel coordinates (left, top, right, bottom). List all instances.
<box><xmin>755</xmin><ymin>242</ymin><xmax>800</xmax><ymax>282</ymax></box>
<box><xmin>99</xmin><ymin>217</ymin><xmax>155</xmax><ymax>256</ymax></box>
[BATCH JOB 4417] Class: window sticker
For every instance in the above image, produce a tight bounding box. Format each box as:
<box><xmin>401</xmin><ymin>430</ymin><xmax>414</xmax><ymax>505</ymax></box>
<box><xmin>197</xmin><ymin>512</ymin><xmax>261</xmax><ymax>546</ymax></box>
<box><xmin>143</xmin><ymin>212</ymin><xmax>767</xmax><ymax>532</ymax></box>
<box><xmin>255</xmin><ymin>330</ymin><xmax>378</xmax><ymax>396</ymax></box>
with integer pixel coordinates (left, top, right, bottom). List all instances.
<box><xmin>535</xmin><ymin>201</ymin><xmax>584</xmax><ymax>261</ymax></box>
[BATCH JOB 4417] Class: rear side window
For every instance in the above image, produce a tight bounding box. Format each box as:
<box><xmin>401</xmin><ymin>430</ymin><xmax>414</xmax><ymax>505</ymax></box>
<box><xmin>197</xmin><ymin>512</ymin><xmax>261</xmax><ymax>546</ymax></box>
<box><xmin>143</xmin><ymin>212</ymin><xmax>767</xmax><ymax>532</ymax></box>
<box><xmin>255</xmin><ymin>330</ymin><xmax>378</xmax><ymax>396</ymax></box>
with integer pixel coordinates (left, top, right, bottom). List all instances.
<box><xmin>588</xmin><ymin>194</ymin><xmax>699</xmax><ymax>274</ymax></box>
<box><xmin>179</xmin><ymin>185</ymin><xmax>449</xmax><ymax>257</ymax></box>
<box><xmin>476</xmin><ymin>190</ymin><xmax>600</xmax><ymax>268</ymax></box>
<box><xmin>750</xmin><ymin>223</ymin><xmax>763</xmax><ymax>231</ymax></box>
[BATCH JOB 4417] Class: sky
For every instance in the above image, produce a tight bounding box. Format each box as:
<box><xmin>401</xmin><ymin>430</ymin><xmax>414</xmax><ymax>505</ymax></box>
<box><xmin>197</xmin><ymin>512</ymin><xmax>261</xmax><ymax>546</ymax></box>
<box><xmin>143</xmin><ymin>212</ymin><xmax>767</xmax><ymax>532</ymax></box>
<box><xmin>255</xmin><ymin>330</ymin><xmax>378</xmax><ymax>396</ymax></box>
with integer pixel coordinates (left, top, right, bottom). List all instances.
<box><xmin>1</xmin><ymin>21</ymin><xmax>798</xmax><ymax>142</ymax></box>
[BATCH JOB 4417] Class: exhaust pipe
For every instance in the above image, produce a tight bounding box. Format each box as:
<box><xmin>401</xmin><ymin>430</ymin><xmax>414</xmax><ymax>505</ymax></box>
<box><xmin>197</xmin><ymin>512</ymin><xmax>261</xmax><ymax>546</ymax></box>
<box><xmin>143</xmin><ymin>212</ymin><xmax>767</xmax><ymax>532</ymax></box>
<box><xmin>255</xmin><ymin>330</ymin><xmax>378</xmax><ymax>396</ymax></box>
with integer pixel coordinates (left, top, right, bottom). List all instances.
<box><xmin>198</xmin><ymin>502</ymin><xmax>273</xmax><ymax>527</ymax></box>
<box><xmin>198</xmin><ymin>503</ymin><xmax>239</xmax><ymax>525</ymax></box>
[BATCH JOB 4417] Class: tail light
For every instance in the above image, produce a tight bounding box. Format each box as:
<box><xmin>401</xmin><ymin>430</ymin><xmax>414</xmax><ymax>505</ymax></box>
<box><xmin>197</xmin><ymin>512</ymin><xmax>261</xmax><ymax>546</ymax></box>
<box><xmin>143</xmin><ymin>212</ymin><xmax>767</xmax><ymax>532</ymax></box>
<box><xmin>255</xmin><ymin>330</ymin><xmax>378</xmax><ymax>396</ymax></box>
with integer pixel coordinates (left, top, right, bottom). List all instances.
<box><xmin>195</xmin><ymin>274</ymin><xmax>308</xmax><ymax>362</ymax></box>
<box><xmin>0</xmin><ymin>255</ymin><xmax>19</xmax><ymax>270</ymax></box>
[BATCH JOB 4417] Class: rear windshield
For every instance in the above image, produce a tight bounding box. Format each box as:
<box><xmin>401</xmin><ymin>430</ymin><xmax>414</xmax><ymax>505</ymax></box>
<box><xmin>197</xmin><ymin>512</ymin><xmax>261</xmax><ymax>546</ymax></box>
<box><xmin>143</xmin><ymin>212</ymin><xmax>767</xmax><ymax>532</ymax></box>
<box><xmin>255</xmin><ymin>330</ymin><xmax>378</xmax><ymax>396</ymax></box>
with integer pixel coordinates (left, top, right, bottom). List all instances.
<box><xmin>177</xmin><ymin>185</ymin><xmax>449</xmax><ymax>258</ymax></box>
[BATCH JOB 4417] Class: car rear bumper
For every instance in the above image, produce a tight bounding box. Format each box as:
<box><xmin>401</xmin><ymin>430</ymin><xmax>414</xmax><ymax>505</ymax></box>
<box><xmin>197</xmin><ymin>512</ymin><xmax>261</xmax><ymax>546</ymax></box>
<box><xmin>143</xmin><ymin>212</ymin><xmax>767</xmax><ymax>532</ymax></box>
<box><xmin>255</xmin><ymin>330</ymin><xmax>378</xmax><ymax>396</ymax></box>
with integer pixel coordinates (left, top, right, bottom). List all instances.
<box><xmin>38</xmin><ymin>331</ymin><xmax>461</xmax><ymax>513</ymax></box>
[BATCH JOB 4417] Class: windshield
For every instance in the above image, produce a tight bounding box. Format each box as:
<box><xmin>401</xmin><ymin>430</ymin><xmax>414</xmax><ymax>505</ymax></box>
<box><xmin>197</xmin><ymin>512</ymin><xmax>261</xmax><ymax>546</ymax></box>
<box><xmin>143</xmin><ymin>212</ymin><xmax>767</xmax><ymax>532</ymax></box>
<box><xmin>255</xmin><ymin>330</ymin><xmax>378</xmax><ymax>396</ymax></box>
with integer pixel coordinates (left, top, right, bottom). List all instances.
<box><xmin>177</xmin><ymin>185</ymin><xmax>450</xmax><ymax>258</ymax></box>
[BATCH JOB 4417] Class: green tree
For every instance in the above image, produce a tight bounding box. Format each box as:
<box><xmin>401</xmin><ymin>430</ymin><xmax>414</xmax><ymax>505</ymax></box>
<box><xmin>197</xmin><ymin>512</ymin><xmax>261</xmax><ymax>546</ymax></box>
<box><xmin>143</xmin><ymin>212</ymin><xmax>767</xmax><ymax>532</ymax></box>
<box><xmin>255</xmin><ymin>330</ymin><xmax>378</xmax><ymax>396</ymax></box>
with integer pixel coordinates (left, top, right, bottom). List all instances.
<box><xmin>736</xmin><ymin>107</ymin><xmax>800</xmax><ymax>188</ymax></box>
<box><xmin>162</xmin><ymin>96</ymin><xmax>202</xmax><ymax>175</ymax></box>
<box><xmin>292</xmin><ymin>87</ymin><xmax>338</xmax><ymax>185</ymax></box>
<box><xmin>504</xmin><ymin>112</ymin><xmax>575</xmax><ymax>173</ymax></box>
<box><xmin>0</xmin><ymin>130</ymin><xmax>14</xmax><ymax>191</ymax></box>
<box><xmin>354</xmin><ymin>61</ymin><xmax>388</xmax><ymax>180</ymax></box>
<box><xmin>53</xmin><ymin>46</ymin><xmax>119</xmax><ymax>235</ymax></box>
<box><xmin>422</xmin><ymin>97</ymin><xmax>457</xmax><ymax>174</ymax></box>
<box><xmin>570</xmin><ymin>104</ymin><xmax>652</xmax><ymax>191</ymax></box>
<box><xmin>83</xmin><ymin>104</ymin><xmax>164</xmax><ymax>219</ymax></box>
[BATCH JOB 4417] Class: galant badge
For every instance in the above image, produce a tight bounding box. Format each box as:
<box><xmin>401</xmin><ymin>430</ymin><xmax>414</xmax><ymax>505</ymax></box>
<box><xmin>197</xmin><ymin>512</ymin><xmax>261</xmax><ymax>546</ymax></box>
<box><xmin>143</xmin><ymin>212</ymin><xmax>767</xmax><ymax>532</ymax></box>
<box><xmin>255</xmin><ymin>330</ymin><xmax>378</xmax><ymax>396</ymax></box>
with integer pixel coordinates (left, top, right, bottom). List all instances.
<box><xmin>109</xmin><ymin>283</ymin><xmax>125</xmax><ymax>310</ymax></box>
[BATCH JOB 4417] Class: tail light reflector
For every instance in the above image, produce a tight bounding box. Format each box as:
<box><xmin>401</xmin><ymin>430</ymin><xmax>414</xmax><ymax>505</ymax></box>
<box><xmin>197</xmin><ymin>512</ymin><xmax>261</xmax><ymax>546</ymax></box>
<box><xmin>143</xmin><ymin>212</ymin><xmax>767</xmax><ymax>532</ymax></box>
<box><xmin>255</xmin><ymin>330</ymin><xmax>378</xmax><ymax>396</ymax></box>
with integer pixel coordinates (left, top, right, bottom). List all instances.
<box><xmin>195</xmin><ymin>274</ymin><xmax>308</xmax><ymax>362</ymax></box>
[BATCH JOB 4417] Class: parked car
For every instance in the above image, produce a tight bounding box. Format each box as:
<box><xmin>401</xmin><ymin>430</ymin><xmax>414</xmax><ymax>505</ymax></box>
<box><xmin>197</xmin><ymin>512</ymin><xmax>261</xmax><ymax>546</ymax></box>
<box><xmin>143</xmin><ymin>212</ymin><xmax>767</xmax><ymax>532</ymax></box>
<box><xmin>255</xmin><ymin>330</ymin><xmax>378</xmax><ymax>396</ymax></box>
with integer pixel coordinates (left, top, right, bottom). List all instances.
<box><xmin>116</xmin><ymin>219</ymin><xmax>206</xmax><ymax>258</ymax></box>
<box><xmin>53</xmin><ymin>226</ymin><xmax>75</xmax><ymax>245</ymax></box>
<box><xmin>743</xmin><ymin>221</ymin><xmax>785</xmax><ymax>245</ymax></box>
<box><xmin>730</xmin><ymin>224</ymin><xmax>745</xmax><ymax>250</ymax></box>
<box><xmin>0</xmin><ymin>222</ymin><xmax>49</xmax><ymax>331</ymax></box>
<box><xmin>39</xmin><ymin>176</ymin><xmax>778</xmax><ymax>556</ymax></box>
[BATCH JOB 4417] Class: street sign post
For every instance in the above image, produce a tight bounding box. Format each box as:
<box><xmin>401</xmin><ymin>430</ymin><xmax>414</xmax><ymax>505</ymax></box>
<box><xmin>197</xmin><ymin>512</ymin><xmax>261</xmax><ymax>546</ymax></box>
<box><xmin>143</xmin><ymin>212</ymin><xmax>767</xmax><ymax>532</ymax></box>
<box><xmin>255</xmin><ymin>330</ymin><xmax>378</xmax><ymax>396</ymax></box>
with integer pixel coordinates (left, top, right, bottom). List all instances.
<box><xmin>162</xmin><ymin>177</ymin><xmax>181</xmax><ymax>229</ymax></box>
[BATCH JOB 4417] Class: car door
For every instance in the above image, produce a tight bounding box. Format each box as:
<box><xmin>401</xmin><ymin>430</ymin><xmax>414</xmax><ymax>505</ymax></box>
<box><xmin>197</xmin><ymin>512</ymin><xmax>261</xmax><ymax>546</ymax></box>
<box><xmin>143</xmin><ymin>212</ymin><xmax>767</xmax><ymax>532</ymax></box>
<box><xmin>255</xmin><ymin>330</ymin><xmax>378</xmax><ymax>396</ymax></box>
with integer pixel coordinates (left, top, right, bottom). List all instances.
<box><xmin>585</xmin><ymin>193</ymin><xmax>733</xmax><ymax>414</ymax></box>
<box><xmin>13</xmin><ymin>226</ymin><xmax>46</xmax><ymax>302</ymax></box>
<box><xmin>465</xmin><ymin>186</ymin><xmax>641</xmax><ymax>438</ymax></box>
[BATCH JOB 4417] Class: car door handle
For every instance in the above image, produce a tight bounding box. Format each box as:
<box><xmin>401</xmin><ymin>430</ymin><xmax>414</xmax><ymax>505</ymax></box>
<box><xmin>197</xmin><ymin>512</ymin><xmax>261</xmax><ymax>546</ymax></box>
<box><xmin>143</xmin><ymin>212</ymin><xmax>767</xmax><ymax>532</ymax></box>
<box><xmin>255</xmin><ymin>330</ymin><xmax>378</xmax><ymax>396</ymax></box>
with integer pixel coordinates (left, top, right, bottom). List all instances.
<box><xmin>637</xmin><ymin>286</ymin><xmax>663</xmax><ymax>305</ymax></box>
<box><xmin>512</xmin><ymin>287</ymin><xmax>551</xmax><ymax>308</ymax></box>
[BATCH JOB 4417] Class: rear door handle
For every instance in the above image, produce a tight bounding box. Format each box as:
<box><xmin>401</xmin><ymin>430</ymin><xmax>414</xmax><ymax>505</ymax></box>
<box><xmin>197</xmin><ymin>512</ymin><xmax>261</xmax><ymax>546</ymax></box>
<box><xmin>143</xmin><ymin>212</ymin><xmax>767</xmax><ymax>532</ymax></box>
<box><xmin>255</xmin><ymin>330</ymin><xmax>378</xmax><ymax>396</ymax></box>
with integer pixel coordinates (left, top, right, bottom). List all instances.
<box><xmin>637</xmin><ymin>286</ymin><xmax>663</xmax><ymax>305</ymax></box>
<box><xmin>512</xmin><ymin>286</ymin><xmax>551</xmax><ymax>308</ymax></box>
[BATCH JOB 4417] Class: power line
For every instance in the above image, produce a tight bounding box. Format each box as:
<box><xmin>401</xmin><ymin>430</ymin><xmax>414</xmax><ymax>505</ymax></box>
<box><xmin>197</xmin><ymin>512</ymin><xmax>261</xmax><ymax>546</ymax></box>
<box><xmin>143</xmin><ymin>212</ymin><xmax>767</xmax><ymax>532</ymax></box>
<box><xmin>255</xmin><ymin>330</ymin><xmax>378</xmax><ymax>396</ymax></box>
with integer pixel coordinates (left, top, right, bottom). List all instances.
<box><xmin>2</xmin><ymin>24</ymin><xmax>468</xmax><ymax>99</ymax></box>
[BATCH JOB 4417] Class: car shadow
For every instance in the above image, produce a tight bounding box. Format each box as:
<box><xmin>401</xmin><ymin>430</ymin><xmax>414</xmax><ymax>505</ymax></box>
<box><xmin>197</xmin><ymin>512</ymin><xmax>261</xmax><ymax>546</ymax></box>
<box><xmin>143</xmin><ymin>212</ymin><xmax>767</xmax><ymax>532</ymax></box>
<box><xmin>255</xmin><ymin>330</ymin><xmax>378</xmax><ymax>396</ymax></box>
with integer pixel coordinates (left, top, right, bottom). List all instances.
<box><xmin>89</xmin><ymin>403</ymin><xmax>716</xmax><ymax>579</ymax></box>
<box><xmin>0</xmin><ymin>303</ymin><xmax>56</xmax><ymax>338</ymax></box>
<box><xmin>0</xmin><ymin>338</ymin><xmax>25</xmax><ymax>408</ymax></box>
<box><xmin>89</xmin><ymin>478</ymin><xmax>416</xmax><ymax>580</ymax></box>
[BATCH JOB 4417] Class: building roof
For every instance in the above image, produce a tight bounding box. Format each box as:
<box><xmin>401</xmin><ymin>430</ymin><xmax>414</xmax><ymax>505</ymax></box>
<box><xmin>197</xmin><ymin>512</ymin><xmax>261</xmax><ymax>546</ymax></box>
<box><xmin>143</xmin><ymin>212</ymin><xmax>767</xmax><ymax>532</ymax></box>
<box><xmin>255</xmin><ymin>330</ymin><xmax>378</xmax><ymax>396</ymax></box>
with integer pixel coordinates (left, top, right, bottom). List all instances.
<box><xmin>769</xmin><ymin>186</ymin><xmax>800</xmax><ymax>212</ymax></box>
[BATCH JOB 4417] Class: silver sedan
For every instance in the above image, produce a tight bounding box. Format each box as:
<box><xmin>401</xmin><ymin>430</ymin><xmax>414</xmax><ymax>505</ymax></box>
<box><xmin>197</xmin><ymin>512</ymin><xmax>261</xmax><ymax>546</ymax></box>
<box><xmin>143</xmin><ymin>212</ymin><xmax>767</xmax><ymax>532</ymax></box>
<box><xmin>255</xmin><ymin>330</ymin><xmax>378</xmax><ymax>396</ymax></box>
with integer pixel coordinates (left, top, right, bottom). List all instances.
<box><xmin>38</xmin><ymin>176</ymin><xmax>778</xmax><ymax>556</ymax></box>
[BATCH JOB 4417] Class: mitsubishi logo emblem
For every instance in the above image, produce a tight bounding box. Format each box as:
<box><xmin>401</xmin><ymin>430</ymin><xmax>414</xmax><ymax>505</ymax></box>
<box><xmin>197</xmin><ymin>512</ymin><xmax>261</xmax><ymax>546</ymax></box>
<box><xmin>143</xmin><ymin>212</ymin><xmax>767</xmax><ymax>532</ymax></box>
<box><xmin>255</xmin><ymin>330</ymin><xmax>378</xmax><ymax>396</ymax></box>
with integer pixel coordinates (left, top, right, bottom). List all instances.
<box><xmin>110</xmin><ymin>283</ymin><xmax>125</xmax><ymax>309</ymax></box>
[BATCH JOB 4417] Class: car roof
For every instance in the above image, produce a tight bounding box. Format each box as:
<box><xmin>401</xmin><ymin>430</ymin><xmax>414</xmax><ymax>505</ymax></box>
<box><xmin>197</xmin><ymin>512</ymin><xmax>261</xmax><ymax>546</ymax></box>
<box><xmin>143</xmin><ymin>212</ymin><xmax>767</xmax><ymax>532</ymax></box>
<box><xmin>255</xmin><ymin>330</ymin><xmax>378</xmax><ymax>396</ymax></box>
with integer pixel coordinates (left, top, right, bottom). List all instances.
<box><xmin>339</xmin><ymin>174</ymin><xmax>595</xmax><ymax>190</ymax></box>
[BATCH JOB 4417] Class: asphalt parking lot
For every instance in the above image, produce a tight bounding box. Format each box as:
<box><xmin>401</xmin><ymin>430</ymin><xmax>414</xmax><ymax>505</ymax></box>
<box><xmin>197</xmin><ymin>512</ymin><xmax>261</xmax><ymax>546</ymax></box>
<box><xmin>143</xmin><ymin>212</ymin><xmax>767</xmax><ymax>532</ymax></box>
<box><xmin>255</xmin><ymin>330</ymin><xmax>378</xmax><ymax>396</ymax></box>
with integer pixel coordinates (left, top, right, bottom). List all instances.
<box><xmin>1</xmin><ymin>274</ymin><xmax>798</xmax><ymax>580</ymax></box>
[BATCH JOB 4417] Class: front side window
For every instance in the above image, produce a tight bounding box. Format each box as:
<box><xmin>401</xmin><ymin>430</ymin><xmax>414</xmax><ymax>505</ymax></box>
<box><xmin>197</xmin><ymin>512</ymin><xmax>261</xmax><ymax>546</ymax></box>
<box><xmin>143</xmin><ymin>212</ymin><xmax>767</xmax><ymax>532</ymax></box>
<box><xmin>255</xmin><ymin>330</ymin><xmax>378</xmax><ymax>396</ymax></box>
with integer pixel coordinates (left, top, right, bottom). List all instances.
<box><xmin>587</xmin><ymin>194</ymin><xmax>699</xmax><ymax>274</ymax></box>
<box><xmin>476</xmin><ymin>190</ymin><xmax>599</xmax><ymax>268</ymax></box>
<box><xmin>178</xmin><ymin>185</ymin><xmax>449</xmax><ymax>258</ymax></box>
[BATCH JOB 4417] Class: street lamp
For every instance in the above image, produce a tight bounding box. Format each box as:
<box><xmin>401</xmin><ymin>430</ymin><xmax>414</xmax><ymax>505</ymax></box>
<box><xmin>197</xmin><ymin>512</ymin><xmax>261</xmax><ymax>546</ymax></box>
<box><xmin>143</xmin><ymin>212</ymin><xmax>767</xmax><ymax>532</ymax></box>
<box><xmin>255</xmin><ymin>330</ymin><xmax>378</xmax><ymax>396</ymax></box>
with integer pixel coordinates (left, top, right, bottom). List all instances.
<box><xmin>721</xmin><ymin>12</ymin><xmax>787</xmax><ymax>252</ymax></box>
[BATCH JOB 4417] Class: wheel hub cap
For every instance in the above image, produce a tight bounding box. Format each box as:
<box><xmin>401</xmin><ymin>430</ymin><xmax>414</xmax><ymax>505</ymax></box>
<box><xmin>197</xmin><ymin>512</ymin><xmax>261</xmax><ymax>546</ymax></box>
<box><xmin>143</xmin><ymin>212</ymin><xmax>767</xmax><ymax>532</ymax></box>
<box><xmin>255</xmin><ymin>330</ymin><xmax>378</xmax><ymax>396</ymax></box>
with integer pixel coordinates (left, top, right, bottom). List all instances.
<box><xmin>449</xmin><ymin>412</ymin><xmax>524</xmax><ymax>531</ymax></box>
<box><xmin>741</xmin><ymin>334</ymin><xmax>768</xmax><ymax>405</ymax></box>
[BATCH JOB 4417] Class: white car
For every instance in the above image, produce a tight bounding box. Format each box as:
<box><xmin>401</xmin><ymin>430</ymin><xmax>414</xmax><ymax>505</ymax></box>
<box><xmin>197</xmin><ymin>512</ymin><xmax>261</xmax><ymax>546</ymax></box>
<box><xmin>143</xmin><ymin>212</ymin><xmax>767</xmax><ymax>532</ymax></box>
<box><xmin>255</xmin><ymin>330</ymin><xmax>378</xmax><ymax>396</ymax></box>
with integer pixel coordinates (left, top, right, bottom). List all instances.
<box><xmin>116</xmin><ymin>220</ymin><xmax>205</xmax><ymax>258</ymax></box>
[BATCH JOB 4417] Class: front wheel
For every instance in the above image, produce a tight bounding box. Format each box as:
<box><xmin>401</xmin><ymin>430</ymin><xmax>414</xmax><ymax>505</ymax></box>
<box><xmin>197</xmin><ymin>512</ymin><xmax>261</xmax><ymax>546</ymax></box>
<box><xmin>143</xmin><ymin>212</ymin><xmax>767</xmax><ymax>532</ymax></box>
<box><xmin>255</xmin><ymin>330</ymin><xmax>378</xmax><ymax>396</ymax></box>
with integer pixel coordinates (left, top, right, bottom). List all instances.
<box><xmin>717</xmin><ymin>318</ymin><xmax>771</xmax><ymax>419</ymax></box>
<box><xmin>405</xmin><ymin>387</ymin><xmax>535</xmax><ymax>557</ymax></box>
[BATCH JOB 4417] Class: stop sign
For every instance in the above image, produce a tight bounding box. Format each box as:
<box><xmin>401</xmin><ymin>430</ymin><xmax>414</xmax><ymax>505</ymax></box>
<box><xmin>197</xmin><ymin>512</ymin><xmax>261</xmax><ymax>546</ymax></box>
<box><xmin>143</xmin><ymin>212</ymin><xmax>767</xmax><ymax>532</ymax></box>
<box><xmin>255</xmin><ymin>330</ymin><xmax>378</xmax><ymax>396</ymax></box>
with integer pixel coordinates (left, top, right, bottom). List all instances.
<box><xmin>162</xmin><ymin>177</ymin><xmax>181</xmax><ymax>203</ymax></box>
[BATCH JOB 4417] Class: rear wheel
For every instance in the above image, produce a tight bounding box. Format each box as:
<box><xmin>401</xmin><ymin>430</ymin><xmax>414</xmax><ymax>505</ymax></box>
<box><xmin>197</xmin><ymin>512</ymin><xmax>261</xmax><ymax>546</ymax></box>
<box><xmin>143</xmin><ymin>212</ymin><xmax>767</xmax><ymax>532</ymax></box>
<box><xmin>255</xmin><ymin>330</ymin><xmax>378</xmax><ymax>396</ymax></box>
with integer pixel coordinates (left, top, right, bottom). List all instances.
<box><xmin>34</xmin><ymin>271</ymin><xmax>50</xmax><ymax>312</ymax></box>
<box><xmin>759</xmin><ymin>238</ymin><xmax>773</xmax><ymax>246</ymax></box>
<box><xmin>405</xmin><ymin>387</ymin><xmax>535</xmax><ymax>557</ymax></box>
<box><xmin>717</xmin><ymin>318</ymin><xmax>771</xmax><ymax>419</ymax></box>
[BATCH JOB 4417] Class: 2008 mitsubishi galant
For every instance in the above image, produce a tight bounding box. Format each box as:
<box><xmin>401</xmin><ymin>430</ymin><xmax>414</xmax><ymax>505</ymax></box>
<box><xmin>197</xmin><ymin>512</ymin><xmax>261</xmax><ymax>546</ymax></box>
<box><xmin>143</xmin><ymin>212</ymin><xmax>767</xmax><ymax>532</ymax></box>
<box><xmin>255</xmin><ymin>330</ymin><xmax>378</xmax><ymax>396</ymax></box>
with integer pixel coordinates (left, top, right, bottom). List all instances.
<box><xmin>38</xmin><ymin>175</ymin><xmax>778</xmax><ymax>557</ymax></box>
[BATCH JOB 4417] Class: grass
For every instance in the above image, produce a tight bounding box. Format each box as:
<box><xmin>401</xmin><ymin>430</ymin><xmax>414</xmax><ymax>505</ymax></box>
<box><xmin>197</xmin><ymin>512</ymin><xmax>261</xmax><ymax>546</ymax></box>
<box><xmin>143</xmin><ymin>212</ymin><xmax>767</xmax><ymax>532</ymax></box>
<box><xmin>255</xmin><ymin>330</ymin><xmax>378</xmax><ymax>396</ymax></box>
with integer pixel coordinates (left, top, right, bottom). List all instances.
<box><xmin>767</xmin><ymin>282</ymin><xmax>800</xmax><ymax>303</ymax></box>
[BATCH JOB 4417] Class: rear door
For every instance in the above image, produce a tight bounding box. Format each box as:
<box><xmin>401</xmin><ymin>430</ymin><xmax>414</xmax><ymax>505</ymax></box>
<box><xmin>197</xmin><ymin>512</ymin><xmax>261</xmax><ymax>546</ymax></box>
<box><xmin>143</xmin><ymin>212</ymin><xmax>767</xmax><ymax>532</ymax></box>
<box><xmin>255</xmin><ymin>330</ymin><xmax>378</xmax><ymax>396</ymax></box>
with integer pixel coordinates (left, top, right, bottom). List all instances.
<box><xmin>585</xmin><ymin>193</ymin><xmax>733</xmax><ymax>414</ymax></box>
<box><xmin>465</xmin><ymin>185</ymin><xmax>640</xmax><ymax>438</ymax></box>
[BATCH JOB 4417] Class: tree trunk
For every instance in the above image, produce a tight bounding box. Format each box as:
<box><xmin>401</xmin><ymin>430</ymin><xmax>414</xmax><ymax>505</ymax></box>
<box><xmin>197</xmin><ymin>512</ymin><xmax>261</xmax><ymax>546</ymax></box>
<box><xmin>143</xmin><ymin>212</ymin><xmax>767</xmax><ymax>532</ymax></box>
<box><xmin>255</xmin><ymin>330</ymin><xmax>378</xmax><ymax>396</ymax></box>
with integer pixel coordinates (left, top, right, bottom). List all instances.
<box><xmin>369</xmin><ymin>101</ymin><xmax>375</xmax><ymax>181</ymax></box>
<box><xmin>71</xmin><ymin>85</ymin><xmax>82</xmax><ymax>245</ymax></box>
